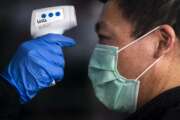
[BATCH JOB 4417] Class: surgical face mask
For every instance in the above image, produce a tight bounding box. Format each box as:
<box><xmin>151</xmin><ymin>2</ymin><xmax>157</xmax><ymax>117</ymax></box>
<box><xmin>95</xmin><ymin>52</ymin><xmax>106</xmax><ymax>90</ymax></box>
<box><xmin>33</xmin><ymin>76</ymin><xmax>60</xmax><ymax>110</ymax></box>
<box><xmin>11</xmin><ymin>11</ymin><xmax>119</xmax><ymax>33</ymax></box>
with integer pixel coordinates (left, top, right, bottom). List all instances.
<box><xmin>88</xmin><ymin>26</ymin><xmax>162</xmax><ymax>113</ymax></box>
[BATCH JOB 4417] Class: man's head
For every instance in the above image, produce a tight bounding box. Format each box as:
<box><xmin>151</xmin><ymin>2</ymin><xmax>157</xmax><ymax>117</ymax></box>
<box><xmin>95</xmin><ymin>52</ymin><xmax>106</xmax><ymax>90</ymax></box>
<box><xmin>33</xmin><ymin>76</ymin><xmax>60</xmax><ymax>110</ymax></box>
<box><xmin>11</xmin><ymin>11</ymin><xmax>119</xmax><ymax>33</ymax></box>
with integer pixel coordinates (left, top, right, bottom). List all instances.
<box><xmin>96</xmin><ymin>0</ymin><xmax>180</xmax><ymax>107</ymax></box>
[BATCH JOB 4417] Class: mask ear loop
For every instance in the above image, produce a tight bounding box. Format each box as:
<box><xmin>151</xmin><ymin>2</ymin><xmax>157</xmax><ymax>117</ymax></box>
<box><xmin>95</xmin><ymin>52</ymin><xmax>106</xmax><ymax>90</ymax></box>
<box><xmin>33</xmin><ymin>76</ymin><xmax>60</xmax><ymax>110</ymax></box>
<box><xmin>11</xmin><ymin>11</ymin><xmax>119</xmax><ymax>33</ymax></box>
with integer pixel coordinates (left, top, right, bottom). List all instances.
<box><xmin>118</xmin><ymin>26</ymin><xmax>161</xmax><ymax>53</ymax></box>
<box><xmin>135</xmin><ymin>57</ymin><xmax>162</xmax><ymax>80</ymax></box>
<box><xmin>116</xmin><ymin>26</ymin><xmax>162</xmax><ymax>80</ymax></box>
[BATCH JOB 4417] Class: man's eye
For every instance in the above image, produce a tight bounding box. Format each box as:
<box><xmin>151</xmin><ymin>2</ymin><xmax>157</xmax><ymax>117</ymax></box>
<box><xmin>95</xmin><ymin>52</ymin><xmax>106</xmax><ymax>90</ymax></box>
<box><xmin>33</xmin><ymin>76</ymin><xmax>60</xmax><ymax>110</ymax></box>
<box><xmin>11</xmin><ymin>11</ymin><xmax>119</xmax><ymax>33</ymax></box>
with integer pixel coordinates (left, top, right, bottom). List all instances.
<box><xmin>98</xmin><ymin>34</ymin><xmax>112</xmax><ymax>44</ymax></box>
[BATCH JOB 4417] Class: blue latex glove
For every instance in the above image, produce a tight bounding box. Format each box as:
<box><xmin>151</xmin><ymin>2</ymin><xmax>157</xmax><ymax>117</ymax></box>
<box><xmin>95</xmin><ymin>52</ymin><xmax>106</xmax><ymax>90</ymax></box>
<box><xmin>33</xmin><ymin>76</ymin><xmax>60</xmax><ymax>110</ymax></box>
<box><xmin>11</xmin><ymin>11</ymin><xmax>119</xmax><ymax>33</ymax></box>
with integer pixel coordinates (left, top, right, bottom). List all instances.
<box><xmin>0</xmin><ymin>34</ymin><xmax>76</xmax><ymax>103</ymax></box>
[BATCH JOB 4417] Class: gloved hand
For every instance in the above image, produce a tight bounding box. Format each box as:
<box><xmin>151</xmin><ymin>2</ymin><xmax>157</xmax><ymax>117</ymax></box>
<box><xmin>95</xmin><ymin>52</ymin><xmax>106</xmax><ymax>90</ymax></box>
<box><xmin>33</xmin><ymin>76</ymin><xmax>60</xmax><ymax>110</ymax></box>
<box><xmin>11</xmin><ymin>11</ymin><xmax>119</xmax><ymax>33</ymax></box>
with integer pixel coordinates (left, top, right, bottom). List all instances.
<box><xmin>0</xmin><ymin>34</ymin><xmax>76</xmax><ymax>103</ymax></box>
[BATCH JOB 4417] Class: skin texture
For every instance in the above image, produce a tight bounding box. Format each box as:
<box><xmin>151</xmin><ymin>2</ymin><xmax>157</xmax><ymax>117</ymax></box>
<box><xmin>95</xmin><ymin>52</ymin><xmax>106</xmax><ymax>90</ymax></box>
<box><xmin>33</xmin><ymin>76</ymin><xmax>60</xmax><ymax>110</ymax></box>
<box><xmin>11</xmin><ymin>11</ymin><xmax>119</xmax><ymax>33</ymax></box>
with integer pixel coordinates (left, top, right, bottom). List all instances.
<box><xmin>95</xmin><ymin>0</ymin><xmax>180</xmax><ymax>107</ymax></box>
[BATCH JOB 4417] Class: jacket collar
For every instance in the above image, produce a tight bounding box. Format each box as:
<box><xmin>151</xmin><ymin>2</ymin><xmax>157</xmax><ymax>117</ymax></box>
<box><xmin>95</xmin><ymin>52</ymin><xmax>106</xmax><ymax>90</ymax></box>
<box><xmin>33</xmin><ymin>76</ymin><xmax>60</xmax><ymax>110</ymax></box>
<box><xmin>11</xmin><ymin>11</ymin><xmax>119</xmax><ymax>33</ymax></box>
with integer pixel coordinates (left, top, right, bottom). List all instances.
<box><xmin>126</xmin><ymin>86</ymin><xmax>180</xmax><ymax>120</ymax></box>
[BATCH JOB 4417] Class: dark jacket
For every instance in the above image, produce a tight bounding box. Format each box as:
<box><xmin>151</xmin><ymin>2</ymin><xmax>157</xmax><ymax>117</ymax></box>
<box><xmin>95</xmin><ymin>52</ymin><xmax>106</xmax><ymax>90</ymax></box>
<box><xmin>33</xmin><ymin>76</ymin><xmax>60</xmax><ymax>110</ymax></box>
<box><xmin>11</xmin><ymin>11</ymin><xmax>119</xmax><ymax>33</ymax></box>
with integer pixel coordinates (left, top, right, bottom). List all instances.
<box><xmin>0</xmin><ymin>76</ymin><xmax>20</xmax><ymax>120</ymax></box>
<box><xmin>126</xmin><ymin>87</ymin><xmax>180</xmax><ymax>120</ymax></box>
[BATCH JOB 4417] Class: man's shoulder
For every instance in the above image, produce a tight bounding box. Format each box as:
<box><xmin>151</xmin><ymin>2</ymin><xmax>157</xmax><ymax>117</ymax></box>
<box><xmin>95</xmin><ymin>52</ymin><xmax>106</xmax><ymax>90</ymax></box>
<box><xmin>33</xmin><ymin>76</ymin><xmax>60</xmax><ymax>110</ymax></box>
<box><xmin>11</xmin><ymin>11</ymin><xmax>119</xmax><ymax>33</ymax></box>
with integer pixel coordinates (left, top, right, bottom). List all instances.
<box><xmin>162</xmin><ymin>105</ymin><xmax>180</xmax><ymax>120</ymax></box>
<box><xmin>126</xmin><ymin>103</ymin><xmax>180</xmax><ymax>120</ymax></box>
<box><xmin>126</xmin><ymin>87</ymin><xmax>180</xmax><ymax>120</ymax></box>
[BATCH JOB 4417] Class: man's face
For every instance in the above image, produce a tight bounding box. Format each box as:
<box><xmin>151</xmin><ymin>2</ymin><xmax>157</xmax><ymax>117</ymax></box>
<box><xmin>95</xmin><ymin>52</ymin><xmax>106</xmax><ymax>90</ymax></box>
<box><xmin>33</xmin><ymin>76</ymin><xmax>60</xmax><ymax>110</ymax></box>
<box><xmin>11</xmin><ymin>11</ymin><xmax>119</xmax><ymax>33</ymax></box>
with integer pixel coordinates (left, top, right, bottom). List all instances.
<box><xmin>96</xmin><ymin>0</ymin><xmax>158</xmax><ymax>80</ymax></box>
<box><xmin>95</xmin><ymin>0</ymin><xmax>163</xmax><ymax>106</ymax></box>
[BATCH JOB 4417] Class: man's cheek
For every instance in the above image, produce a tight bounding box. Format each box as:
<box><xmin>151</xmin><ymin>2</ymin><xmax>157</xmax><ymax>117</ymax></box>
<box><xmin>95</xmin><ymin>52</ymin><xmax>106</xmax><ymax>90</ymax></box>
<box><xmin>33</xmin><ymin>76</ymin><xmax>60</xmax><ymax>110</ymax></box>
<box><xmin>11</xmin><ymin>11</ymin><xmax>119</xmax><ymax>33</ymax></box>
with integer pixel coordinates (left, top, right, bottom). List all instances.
<box><xmin>117</xmin><ymin>54</ymin><xmax>135</xmax><ymax>78</ymax></box>
<box><xmin>117</xmin><ymin>50</ymin><xmax>145</xmax><ymax>79</ymax></box>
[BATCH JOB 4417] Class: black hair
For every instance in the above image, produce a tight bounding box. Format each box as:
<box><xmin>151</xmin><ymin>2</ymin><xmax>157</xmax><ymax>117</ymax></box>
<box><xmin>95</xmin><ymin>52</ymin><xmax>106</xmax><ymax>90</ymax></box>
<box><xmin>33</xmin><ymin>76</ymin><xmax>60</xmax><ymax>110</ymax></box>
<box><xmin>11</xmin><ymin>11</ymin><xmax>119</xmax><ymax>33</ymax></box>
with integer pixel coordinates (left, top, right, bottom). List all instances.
<box><xmin>99</xmin><ymin>0</ymin><xmax>180</xmax><ymax>38</ymax></box>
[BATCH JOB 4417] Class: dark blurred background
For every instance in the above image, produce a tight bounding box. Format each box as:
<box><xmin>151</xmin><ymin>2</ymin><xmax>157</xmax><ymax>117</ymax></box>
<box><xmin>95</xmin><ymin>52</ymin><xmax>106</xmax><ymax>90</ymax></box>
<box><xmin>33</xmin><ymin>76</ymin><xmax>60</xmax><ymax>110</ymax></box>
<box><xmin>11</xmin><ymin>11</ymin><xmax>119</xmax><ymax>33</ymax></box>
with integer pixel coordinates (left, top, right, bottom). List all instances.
<box><xmin>0</xmin><ymin>0</ymin><xmax>125</xmax><ymax>120</ymax></box>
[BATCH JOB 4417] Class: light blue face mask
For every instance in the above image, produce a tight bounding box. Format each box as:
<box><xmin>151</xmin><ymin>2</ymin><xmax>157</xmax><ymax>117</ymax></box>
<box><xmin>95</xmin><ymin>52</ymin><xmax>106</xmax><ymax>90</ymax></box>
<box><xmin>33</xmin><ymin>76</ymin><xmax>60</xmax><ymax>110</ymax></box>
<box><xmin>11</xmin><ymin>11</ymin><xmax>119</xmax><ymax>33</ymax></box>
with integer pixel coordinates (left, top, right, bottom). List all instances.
<box><xmin>88</xmin><ymin>26</ymin><xmax>162</xmax><ymax>113</ymax></box>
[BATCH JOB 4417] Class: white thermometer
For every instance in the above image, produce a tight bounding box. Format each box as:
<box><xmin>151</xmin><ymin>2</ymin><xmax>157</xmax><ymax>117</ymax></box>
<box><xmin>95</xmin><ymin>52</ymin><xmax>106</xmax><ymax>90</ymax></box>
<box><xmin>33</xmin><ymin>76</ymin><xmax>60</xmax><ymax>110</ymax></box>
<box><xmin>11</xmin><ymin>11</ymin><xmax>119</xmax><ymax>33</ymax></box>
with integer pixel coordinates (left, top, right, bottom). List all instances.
<box><xmin>31</xmin><ymin>6</ymin><xmax>77</xmax><ymax>38</ymax></box>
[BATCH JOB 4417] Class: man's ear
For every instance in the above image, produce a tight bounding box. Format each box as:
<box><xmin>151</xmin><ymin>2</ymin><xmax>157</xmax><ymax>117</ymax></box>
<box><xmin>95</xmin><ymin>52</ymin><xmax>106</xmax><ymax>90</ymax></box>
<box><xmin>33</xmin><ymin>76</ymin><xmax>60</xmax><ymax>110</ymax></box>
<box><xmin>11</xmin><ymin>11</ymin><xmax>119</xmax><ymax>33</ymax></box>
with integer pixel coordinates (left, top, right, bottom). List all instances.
<box><xmin>154</xmin><ymin>25</ymin><xmax>176</xmax><ymax>58</ymax></box>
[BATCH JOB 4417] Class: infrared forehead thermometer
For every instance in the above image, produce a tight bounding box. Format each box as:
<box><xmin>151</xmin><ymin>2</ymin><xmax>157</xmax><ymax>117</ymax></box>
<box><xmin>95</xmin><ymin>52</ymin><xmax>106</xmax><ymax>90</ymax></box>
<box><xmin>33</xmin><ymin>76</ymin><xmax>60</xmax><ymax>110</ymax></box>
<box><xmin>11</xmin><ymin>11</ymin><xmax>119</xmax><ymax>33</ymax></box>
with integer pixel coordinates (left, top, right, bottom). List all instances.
<box><xmin>31</xmin><ymin>6</ymin><xmax>77</xmax><ymax>38</ymax></box>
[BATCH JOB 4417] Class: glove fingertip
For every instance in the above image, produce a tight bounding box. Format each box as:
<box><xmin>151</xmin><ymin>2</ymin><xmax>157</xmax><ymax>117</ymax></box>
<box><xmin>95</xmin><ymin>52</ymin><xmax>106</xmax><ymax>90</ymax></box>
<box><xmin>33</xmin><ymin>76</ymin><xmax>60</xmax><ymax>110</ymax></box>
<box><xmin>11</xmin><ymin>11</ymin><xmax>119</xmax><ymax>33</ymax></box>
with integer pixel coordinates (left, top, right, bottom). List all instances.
<box><xmin>62</xmin><ymin>38</ymin><xmax>77</xmax><ymax>47</ymax></box>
